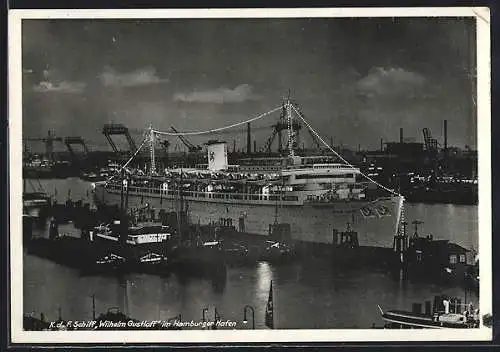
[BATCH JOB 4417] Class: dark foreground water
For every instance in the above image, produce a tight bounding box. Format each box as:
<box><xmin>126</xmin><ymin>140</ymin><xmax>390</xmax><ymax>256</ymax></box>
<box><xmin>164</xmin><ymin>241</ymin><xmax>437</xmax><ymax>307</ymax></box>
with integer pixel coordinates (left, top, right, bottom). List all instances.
<box><xmin>22</xmin><ymin>178</ymin><xmax>479</xmax><ymax>329</ymax></box>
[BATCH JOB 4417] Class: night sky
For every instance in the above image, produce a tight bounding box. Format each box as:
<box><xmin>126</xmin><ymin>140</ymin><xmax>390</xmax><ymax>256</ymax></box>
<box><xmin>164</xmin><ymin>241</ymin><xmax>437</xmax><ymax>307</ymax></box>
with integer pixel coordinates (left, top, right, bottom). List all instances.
<box><xmin>21</xmin><ymin>17</ymin><xmax>477</xmax><ymax>153</ymax></box>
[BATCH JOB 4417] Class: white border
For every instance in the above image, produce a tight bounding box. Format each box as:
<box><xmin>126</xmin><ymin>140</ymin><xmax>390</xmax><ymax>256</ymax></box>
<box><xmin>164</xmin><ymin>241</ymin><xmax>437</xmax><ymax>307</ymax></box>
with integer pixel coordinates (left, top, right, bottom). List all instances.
<box><xmin>9</xmin><ymin>7</ymin><xmax>492</xmax><ymax>344</ymax></box>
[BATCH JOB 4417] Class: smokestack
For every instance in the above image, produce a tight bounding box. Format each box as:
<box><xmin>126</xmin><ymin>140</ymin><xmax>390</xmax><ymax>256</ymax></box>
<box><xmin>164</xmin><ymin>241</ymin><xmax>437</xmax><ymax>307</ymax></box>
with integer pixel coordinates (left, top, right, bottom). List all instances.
<box><xmin>400</xmin><ymin>128</ymin><xmax>404</xmax><ymax>144</ymax></box>
<box><xmin>380</xmin><ymin>138</ymin><xmax>383</xmax><ymax>151</ymax></box>
<box><xmin>247</xmin><ymin>123</ymin><xmax>251</xmax><ymax>155</ymax></box>
<box><xmin>444</xmin><ymin>120</ymin><xmax>448</xmax><ymax>151</ymax></box>
<box><xmin>254</xmin><ymin>140</ymin><xmax>257</xmax><ymax>153</ymax></box>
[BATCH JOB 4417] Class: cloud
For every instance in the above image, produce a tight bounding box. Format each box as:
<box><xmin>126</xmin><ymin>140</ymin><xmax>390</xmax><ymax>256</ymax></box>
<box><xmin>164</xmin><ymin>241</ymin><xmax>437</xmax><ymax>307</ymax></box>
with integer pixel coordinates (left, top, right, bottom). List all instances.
<box><xmin>30</xmin><ymin>68</ymin><xmax>86</xmax><ymax>94</ymax></box>
<box><xmin>32</xmin><ymin>80</ymin><xmax>86</xmax><ymax>94</ymax></box>
<box><xmin>99</xmin><ymin>66</ymin><xmax>169</xmax><ymax>88</ymax></box>
<box><xmin>173</xmin><ymin>84</ymin><xmax>261</xmax><ymax>104</ymax></box>
<box><xmin>356</xmin><ymin>67</ymin><xmax>426</xmax><ymax>99</ymax></box>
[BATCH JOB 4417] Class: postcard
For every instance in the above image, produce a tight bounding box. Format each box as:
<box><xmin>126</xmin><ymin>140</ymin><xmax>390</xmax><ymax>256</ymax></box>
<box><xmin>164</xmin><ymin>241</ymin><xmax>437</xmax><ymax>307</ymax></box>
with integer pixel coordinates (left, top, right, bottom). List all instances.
<box><xmin>8</xmin><ymin>7</ymin><xmax>492</xmax><ymax>344</ymax></box>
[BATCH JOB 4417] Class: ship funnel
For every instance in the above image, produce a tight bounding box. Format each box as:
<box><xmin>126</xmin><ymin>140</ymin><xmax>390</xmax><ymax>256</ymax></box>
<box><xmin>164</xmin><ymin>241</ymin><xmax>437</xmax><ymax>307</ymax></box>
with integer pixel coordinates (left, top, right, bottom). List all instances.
<box><xmin>247</xmin><ymin>122</ymin><xmax>251</xmax><ymax>155</ymax></box>
<box><xmin>207</xmin><ymin>141</ymin><xmax>228</xmax><ymax>171</ymax></box>
<box><xmin>443</xmin><ymin>119</ymin><xmax>448</xmax><ymax>152</ymax></box>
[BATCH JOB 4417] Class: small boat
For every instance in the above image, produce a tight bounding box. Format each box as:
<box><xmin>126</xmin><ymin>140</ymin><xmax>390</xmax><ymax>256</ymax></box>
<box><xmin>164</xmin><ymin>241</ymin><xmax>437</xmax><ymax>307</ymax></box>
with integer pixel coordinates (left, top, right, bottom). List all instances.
<box><xmin>95</xmin><ymin>253</ymin><xmax>126</xmax><ymax>266</ymax></box>
<box><xmin>82</xmin><ymin>253</ymin><xmax>127</xmax><ymax>275</ymax></box>
<box><xmin>23</xmin><ymin>191</ymin><xmax>51</xmax><ymax>219</ymax></box>
<box><xmin>221</xmin><ymin>241</ymin><xmax>251</xmax><ymax>263</ymax></box>
<box><xmin>378</xmin><ymin>295</ymin><xmax>480</xmax><ymax>329</ymax></box>
<box><xmin>81</xmin><ymin>171</ymin><xmax>102</xmax><ymax>182</ymax></box>
<box><xmin>81</xmin><ymin>170</ymin><xmax>111</xmax><ymax>182</ymax></box>
<box><xmin>259</xmin><ymin>240</ymin><xmax>294</xmax><ymax>263</ymax></box>
<box><xmin>139</xmin><ymin>251</ymin><xmax>166</xmax><ymax>264</ymax></box>
<box><xmin>127</xmin><ymin>252</ymin><xmax>170</xmax><ymax>275</ymax></box>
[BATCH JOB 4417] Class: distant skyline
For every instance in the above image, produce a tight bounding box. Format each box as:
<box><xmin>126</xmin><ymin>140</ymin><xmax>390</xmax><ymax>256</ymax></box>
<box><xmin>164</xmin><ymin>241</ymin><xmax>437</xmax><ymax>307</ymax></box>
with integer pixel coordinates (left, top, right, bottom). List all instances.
<box><xmin>21</xmin><ymin>17</ymin><xmax>477</xmax><ymax>153</ymax></box>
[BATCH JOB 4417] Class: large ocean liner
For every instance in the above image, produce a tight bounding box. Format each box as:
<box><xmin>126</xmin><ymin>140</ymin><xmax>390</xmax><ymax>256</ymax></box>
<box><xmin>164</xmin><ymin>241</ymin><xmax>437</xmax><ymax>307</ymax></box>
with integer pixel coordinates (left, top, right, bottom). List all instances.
<box><xmin>93</xmin><ymin>97</ymin><xmax>404</xmax><ymax>248</ymax></box>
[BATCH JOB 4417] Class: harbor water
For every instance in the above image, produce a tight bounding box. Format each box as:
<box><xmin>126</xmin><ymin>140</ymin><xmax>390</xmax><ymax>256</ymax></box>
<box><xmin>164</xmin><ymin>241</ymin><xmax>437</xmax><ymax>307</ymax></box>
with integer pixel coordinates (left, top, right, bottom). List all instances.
<box><xmin>23</xmin><ymin>178</ymin><xmax>479</xmax><ymax>329</ymax></box>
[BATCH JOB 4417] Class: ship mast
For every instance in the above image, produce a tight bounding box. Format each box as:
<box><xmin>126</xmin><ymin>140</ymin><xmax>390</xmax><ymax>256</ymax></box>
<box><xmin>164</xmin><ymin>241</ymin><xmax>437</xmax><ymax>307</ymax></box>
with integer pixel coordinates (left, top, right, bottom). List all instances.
<box><xmin>149</xmin><ymin>125</ymin><xmax>156</xmax><ymax>175</ymax></box>
<box><xmin>273</xmin><ymin>176</ymin><xmax>284</xmax><ymax>224</ymax></box>
<box><xmin>176</xmin><ymin>169</ymin><xmax>186</xmax><ymax>241</ymax></box>
<box><xmin>286</xmin><ymin>92</ymin><xmax>295</xmax><ymax>158</ymax></box>
<box><xmin>274</xmin><ymin>187</ymin><xmax>279</xmax><ymax>224</ymax></box>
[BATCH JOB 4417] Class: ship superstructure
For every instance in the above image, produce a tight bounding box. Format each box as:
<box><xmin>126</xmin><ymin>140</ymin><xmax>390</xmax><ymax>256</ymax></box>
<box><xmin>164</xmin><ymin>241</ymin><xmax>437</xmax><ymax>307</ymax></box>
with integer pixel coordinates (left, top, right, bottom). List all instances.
<box><xmin>93</xmin><ymin>96</ymin><xmax>403</xmax><ymax>247</ymax></box>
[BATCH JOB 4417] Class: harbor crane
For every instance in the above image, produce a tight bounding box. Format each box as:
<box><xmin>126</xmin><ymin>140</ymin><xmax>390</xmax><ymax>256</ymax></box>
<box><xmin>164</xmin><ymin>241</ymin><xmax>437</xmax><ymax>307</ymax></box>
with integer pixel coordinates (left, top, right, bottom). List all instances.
<box><xmin>63</xmin><ymin>136</ymin><xmax>90</xmax><ymax>166</ymax></box>
<box><xmin>422</xmin><ymin>128</ymin><xmax>439</xmax><ymax>153</ymax></box>
<box><xmin>64</xmin><ymin>136</ymin><xmax>89</xmax><ymax>156</ymax></box>
<box><xmin>170</xmin><ymin>126</ymin><xmax>202</xmax><ymax>153</ymax></box>
<box><xmin>24</xmin><ymin>130</ymin><xmax>63</xmax><ymax>161</ymax></box>
<box><xmin>102</xmin><ymin>123</ymin><xmax>138</xmax><ymax>154</ymax></box>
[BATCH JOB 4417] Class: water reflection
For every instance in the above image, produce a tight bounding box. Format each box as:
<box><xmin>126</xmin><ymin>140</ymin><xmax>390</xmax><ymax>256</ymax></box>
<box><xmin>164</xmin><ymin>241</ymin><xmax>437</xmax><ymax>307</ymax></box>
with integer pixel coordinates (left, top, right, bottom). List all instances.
<box><xmin>212</xmin><ymin>269</ymin><xmax>227</xmax><ymax>295</ymax></box>
<box><xmin>256</xmin><ymin>261</ymin><xmax>274</xmax><ymax>297</ymax></box>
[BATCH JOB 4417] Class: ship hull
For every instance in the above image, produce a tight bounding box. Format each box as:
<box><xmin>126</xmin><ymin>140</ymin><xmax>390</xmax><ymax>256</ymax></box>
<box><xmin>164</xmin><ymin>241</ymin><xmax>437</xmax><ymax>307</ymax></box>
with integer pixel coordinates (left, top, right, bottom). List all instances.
<box><xmin>93</xmin><ymin>184</ymin><xmax>402</xmax><ymax>248</ymax></box>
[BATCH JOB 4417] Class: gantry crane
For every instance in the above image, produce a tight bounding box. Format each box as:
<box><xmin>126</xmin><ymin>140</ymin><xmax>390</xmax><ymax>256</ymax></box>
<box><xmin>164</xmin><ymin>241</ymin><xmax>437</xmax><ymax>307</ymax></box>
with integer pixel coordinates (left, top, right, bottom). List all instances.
<box><xmin>23</xmin><ymin>130</ymin><xmax>63</xmax><ymax>161</ymax></box>
<box><xmin>170</xmin><ymin>126</ymin><xmax>202</xmax><ymax>153</ymax></box>
<box><xmin>102</xmin><ymin>123</ymin><xmax>137</xmax><ymax>154</ymax></box>
<box><xmin>63</xmin><ymin>136</ymin><xmax>90</xmax><ymax>165</ymax></box>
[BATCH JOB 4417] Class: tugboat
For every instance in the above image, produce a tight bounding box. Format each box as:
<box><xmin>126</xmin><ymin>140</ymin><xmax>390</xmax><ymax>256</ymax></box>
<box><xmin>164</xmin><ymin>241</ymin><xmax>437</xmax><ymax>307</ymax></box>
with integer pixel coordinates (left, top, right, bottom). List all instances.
<box><xmin>404</xmin><ymin>220</ymin><xmax>475</xmax><ymax>284</ymax></box>
<box><xmin>23</xmin><ymin>177</ymin><xmax>51</xmax><ymax>220</ymax></box>
<box><xmin>378</xmin><ymin>295</ymin><xmax>480</xmax><ymax>329</ymax></box>
<box><xmin>90</xmin><ymin>210</ymin><xmax>173</xmax><ymax>254</ymax></box>
<box><xmin>259</xmin><ymin>222</ymin><xmax>295</xmax><ymax>263</ymax></box>
<box><xmin>205</xmin><ymin>217</ymin><xmax>295</xmax><ymax>265</ymax></box>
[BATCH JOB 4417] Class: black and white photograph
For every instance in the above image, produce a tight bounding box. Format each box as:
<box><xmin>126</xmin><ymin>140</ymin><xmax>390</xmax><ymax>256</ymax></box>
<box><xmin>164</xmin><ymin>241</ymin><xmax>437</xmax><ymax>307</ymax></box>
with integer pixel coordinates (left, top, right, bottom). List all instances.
<box><xmin>9</xmin><ymin>7</ymin><xmax>492</xmax><ymax>343</ymax></box>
